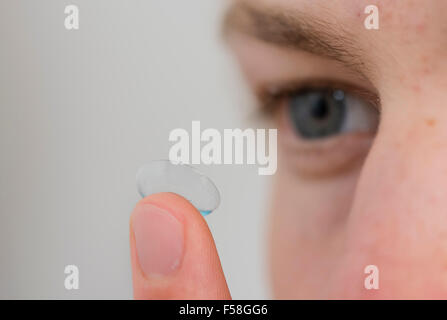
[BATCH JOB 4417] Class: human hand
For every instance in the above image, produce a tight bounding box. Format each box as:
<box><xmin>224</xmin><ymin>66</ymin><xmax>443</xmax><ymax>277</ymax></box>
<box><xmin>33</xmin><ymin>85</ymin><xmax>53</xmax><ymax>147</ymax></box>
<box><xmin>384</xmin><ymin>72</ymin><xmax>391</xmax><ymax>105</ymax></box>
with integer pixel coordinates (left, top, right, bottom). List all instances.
<box><xmin>129</xmin><ymin>192</ymin><xmax>231</xmax><ymax>299</ymax></box>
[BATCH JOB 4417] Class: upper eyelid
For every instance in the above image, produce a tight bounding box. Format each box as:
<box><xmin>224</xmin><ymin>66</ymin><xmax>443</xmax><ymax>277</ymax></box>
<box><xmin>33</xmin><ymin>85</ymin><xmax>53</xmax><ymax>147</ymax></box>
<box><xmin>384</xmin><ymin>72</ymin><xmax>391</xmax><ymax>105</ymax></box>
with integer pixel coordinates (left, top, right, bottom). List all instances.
<box><xmin>256</xmin><ymin>78</ymin><xmax>381</xmax><ymax>115</ymax></box>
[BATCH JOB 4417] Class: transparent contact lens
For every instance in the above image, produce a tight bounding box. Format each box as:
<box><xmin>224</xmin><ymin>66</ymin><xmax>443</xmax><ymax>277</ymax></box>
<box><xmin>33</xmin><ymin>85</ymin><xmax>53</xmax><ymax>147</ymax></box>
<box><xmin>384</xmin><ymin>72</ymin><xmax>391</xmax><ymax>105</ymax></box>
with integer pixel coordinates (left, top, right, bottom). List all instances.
<box><xmin>136</xmin><ymin>160</ymin><xmax>221</xmax><ymax>216</ymax></box>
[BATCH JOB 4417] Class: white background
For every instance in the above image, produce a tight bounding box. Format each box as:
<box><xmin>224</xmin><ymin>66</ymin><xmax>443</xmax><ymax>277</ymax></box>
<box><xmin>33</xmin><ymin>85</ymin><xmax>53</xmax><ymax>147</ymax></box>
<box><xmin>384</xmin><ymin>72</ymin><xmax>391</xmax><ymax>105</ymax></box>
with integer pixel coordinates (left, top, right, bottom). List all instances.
<box><xmin>0</xmin><ymin>1</ymin><xmax>270</xmax><ymax>298</ymax></box>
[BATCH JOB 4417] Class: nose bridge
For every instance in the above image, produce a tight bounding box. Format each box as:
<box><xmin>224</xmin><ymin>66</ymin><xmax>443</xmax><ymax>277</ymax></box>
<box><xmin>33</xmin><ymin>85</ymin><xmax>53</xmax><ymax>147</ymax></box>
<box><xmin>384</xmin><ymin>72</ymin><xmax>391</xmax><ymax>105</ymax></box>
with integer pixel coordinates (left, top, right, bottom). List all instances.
<box><xmin>333</xmin><ymin>100</ymin><xmax>447</xmax><ymax>298</ymax></box>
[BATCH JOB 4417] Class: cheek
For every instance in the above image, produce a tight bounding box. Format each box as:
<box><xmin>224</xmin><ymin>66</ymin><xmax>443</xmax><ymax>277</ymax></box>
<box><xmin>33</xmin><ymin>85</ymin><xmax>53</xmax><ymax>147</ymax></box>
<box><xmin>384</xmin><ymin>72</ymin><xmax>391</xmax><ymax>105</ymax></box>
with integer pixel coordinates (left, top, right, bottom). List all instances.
<box><xmin>268</xmin><ymin>155</ymin><xmax>361</xmax><ymax>298</ymax></box>
<box><xmin>328</xmin><ymin>125</ymin><xmax>447</xmax><ymax>299</ymax></box>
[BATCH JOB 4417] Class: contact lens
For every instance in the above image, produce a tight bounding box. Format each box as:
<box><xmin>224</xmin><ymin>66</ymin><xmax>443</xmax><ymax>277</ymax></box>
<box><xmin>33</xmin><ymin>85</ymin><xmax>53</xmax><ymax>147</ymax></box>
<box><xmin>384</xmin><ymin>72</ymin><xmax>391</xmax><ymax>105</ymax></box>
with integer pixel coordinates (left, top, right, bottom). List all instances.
<box><xmin>136</xmin><ymin>160</ymin><xmax>221</xmax><ymax>216</ymax></box>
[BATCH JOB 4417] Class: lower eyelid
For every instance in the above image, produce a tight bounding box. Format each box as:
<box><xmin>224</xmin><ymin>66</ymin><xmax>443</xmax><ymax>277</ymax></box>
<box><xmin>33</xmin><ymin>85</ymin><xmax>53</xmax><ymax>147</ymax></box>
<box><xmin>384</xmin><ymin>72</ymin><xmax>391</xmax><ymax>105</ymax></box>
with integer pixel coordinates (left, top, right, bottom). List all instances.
<box><xmin>280</xmin><ymin>131</ymin><xmax>375</xmax><ymax>178</ymax></box>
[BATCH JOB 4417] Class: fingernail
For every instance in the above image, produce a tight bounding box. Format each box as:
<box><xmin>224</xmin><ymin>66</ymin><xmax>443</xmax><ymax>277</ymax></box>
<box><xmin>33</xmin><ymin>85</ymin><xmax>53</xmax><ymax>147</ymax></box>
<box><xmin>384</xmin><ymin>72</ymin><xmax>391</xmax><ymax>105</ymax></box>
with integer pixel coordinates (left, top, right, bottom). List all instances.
<box><xmin>133</xmin><ymin>203</ymin><xmax>184</xmax><ymax>276</ymax></box>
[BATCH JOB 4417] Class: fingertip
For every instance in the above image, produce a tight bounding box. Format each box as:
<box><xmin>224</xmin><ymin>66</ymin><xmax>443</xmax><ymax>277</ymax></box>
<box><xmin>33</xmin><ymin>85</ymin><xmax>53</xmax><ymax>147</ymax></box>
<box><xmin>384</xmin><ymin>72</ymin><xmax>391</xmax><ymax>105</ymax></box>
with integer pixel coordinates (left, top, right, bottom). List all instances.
<box><xmin>132</xmin><ymin>192</ymin><xmax>203</xmax><ymax>226</ymax></box>
<box><xmin>129</xmin><ymin>192</ymin><xmax>230</xmax><ymax>299</ymax></box>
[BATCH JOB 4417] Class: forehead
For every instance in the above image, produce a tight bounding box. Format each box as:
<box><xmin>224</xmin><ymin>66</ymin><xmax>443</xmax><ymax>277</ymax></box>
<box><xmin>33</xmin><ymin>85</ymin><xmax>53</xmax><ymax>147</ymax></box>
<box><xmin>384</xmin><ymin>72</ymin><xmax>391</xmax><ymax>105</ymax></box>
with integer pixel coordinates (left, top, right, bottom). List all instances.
<box><xmin>236</xmin><ymin>0</ymin><xmax>440</xmax><ymax>31</ymax></box>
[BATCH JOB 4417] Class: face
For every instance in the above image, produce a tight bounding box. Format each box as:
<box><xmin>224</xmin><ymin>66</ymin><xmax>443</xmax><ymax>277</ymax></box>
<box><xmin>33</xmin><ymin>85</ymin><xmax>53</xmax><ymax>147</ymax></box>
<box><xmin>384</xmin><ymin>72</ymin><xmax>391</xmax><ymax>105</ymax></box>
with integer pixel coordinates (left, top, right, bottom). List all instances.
<box><xmin>225</xmin><ymin>0</ymin><xmax>447</xmax><ymax>299</ymax></box>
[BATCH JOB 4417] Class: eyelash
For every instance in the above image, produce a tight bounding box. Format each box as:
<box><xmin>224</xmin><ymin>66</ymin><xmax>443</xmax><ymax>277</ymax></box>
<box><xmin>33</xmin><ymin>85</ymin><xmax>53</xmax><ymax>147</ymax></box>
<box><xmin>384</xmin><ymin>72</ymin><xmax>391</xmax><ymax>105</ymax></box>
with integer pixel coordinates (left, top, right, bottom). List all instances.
<box><xmin>256</xmin><ymin>79</ymin><xmax>381</xmax><ymax>117</ymax></box>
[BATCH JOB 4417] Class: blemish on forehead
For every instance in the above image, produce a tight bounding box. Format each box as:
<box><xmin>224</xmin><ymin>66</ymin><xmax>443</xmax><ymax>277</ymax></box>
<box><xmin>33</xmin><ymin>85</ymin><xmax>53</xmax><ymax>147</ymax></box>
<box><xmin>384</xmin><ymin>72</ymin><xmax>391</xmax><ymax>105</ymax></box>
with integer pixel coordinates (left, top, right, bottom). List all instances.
<box><xmin>412</xmin><ymin>84</ymin><xmax>421</xmax><ymax>93</ymax></box>
<box><xmin>416</xmin><ymin>22</ymin><xmax>427</xmax><ymax>34</ymax></box>
<box><xmin>420</xmin><ymin>55</ymin><xmax>429</xmax><ymax>63</ymax></box>
<box><xmin>426</xmin><ymin>119</ymin><xmax>436</xmax><ymax>127</ymax></box>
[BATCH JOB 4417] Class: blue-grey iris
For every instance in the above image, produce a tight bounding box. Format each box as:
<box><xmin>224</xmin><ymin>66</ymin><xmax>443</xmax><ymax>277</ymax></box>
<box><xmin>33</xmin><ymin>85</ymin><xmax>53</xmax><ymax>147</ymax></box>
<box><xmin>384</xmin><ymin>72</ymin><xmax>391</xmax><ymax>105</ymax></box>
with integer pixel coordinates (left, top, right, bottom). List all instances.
<box><xmin>288</xmin><ymin>89</ymin><xmax>347</xmax><ymax>139</ymax></box>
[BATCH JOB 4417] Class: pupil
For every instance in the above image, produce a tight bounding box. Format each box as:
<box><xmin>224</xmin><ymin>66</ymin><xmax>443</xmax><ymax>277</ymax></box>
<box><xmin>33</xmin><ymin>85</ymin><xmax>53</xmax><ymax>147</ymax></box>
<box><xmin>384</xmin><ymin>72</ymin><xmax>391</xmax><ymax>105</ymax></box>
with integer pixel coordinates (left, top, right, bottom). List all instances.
<box><xmin>311</xmin><ymin>97</ymin><xmax>329</xmax><ymax>120</ymax></box>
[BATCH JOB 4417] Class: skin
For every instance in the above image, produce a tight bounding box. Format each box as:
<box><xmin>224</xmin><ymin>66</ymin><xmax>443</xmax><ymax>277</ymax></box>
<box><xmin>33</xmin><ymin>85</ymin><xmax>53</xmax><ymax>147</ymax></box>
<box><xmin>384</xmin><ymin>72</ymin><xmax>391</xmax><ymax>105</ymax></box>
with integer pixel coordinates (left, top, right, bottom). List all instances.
<box><xmin>129</xmin><ymin>0</ymin><xmax>447</xmax><ymax>299</ymax></box>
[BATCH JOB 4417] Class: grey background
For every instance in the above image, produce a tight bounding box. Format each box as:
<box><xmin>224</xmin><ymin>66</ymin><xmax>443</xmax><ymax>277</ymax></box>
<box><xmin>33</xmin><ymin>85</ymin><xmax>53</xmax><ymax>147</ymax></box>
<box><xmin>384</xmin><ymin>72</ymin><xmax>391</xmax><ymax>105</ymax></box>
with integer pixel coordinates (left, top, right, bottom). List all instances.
<box><xmin>0</xmin><ymin>1</ymin><xmax>270</xmax><ymax>298</ymax></box>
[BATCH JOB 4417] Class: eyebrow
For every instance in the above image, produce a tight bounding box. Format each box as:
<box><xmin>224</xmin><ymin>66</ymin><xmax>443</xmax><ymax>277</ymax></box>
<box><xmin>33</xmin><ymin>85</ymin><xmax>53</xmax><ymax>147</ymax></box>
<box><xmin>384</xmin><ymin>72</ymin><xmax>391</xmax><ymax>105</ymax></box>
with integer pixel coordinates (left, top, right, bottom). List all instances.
<box><xmin>223</xmin><ymin>2</ymin><xmax>372</xmax><ymax>79</ymax></box>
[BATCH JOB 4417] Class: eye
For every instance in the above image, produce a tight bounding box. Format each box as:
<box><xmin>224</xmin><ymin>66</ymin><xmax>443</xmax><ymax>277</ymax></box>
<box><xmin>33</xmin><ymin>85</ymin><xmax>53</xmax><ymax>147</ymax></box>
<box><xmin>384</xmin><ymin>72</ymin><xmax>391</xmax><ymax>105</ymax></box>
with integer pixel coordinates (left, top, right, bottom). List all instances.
<box><xmin>287</xmin><ymin>88</ymin><xmax>379</xmax><ymax>140</ymax></box>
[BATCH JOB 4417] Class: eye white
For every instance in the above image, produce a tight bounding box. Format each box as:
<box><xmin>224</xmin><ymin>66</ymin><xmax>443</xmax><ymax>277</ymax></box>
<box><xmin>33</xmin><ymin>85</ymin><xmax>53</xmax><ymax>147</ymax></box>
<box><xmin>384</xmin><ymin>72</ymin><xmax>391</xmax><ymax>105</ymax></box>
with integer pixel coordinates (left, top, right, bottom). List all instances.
<box><xmin>341</xmin><ymin>94</ymin><xmax>379</xmax><ymax>133</ymax></box>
